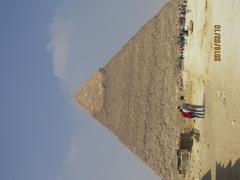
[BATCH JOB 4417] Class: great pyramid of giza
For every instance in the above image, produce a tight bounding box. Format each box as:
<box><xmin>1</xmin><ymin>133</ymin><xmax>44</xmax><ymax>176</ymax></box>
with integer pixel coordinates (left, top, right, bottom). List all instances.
<box><xmin>75</xmin><ymin>0</ymin><xmax>182</xmax><ymax>179</ymax></box>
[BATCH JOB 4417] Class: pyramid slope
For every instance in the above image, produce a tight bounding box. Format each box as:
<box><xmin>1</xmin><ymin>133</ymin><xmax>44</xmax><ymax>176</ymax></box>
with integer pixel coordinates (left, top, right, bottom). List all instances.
<box><xmin>76</xmin><ymin>0</ymin><xmax>181</xmax><ymax>179</ymax></box>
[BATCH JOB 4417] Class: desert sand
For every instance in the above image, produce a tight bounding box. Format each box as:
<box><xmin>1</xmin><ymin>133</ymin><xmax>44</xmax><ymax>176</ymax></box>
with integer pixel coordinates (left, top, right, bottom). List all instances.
<box><xmin>183</xmin><ymin>0</ymin><xmax>240</xmax><ymax>179</ymax></box>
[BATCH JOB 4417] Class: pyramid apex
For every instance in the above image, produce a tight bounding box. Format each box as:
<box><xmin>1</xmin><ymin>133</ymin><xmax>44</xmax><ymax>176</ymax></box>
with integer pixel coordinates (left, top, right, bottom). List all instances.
<box><xmin>75</xmin><ymin>69</ymin><xmax>105</xmax><ymax>115</ymax></box>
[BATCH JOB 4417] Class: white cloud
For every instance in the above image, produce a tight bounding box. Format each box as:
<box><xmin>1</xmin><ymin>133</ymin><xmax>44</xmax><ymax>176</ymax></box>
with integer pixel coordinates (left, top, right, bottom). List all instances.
<box><xmin>48</xmin><ymin>15</ymin><xmax>77</xmax><ymax>81</ymax></box>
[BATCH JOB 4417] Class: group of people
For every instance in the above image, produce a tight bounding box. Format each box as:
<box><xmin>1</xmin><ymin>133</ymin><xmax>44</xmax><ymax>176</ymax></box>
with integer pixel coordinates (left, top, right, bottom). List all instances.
<box><xmin>178</xmin><ymin>103</ymin><xmax>205</xmax><ymax>119</ymax></box>
<box><xmin>177</xmin><ymin>0</ymin><xmax>190</xmax><ymax>63</ymax></box>
<box><xmin>177</xmin><ymin>1</ymin><xmax>204</xmax><ymax>119</ymax></box>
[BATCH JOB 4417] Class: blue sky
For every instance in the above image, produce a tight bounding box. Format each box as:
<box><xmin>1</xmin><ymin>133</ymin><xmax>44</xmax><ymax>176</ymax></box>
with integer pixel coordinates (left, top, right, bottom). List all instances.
<box><xmin>0</xmin><ymin>0</ymin><xmax>167</xmax><ymax>179</ymax></box>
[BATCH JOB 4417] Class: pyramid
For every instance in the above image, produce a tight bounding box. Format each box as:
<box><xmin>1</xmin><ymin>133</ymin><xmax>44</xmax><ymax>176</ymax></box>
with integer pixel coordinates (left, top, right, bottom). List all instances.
<box><xmin>75</xmin><ymin>0</ymin><xmax>181</xmax><ymax>179</ymax></box>
<box><xmin>75</xmin><ymin>69</ymin><xmax>105</xmax><ymax>115</ymax></box>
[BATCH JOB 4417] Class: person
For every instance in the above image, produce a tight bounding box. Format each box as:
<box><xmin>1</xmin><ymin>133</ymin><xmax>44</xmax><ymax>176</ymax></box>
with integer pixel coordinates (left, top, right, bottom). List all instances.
<box><xmin>180</xmin><ymin>109</ymin><xmax>192</xmax><ymax>118</ymax></box>
<box><xmin>180</xmin><ymin>109</ymin><xmax>204</xmax><ymax>118</ymax></box>
<box><xmin>178</xmin><ymin>103</ymin><xmax>205</xmax><ymax>118</ymax></box>
<box><xmin>178</xmin><ymin>103</ymin><xmax>204</xmax><ymax>112</ymax></box>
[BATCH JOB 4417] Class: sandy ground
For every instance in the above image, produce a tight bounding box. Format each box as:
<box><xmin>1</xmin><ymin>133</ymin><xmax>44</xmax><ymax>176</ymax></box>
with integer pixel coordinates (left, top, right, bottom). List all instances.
<box><xmin>183</xmin><ymin>0</ymin><xmax>240</xmax><ymax>179</ymax></box>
